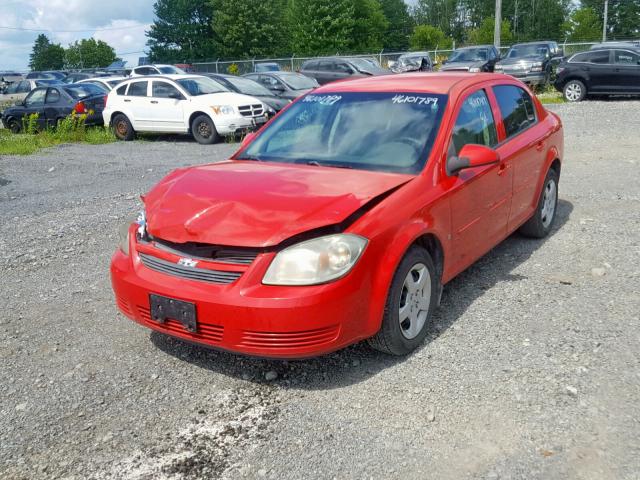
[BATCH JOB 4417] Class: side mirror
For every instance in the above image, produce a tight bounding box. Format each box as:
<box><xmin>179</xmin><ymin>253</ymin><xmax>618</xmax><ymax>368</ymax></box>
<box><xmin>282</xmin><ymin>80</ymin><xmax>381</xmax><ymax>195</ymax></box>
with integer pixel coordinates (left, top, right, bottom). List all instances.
<box><xmin>271</xmin><ymin>84</ymin><xmax>285</xmax><ymax>92</ymax></box>
<box><xmin>447</xmin><ymin>144</ymin><xmax>500</xmax><ymax>176</ymax></box>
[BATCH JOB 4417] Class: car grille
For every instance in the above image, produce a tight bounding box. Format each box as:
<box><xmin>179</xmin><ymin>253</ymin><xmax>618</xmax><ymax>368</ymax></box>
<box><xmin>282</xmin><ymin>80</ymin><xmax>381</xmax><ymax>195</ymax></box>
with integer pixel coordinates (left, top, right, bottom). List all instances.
<box><xmin>238</xmin><ymin>104</ymin><xmax>264</xmax><ymax>118</ymax></box>
<box><xmin>150</xmin><ymin>238</ymin><xmax>260</xmax><ymax>265</ymax></box>
<box><xmin>139</xmin><ymin>253</ymin><xmax>242</xmax><ymax>284</ymax></box>
<box><xmin>239</xmin><ymin>325</ymin><xmax>340</xmax><ymax>350</ymax></box>
<box><xmin>137</xmin><ymin>306</ymin><xmax>224</xmax><ymax>343</ymax></box>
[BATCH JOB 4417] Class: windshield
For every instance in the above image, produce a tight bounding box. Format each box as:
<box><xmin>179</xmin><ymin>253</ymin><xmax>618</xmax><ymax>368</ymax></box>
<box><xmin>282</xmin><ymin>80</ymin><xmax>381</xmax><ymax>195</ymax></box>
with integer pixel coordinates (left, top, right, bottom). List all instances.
<box><xmin>238</xmin><ymin>92</ymin><xmax>447</xmax><ymax>174</ymax></box>
<box><xmin>176</xmin><ymin>77</ymin><xmax>226</xmax><ymax>96</ymax></box>
<box><xmin>448</xmin><ymin>48</ymin><xmax>488</xmax><ymax>62</ymax></box>
<box><xmin>158</xmin><ymin>66</ymin><xmax>185</xmax><ymax>74</ymax></box>
<box><xmin>399</xmin><ymin>54</ymin><xmax>429</xmax><ymax>66</ymax></box>
<box><xmin>507</xmin><ymin>44</ymin><xmax>549</xmax><ymax>59</ymax></box>
<box><xmin>35</xmin><ymin>80</ymin><xmax>61</xmax><ymax>87</ymax></box>
<box><xmin>256</xmin><ymin>64</ymin><xmax>280</xmax><ymax>72</ymax></box>
<box><xmin>225</xmin><ymin>76</ymin><xmax>272</xmax><ymax>96</ymax></box>
<box><xmin>63</xmin><ymin>84</ymin><xmax>105</xmax><ymax>98</ymax></box>
<box><xmin>278</xmin><ymin>73</ymin><xmax>318</xmax><ymax>90</ymax></box>
<box><xmin>347</xmin><ymin>58</ymin><xmax>378</xmax><ymax>72</ymax></box>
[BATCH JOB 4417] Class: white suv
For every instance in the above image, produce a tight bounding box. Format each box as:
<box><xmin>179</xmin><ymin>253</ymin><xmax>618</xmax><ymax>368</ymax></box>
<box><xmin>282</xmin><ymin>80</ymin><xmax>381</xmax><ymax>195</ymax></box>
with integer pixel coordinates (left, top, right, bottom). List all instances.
<box><xmin>102</xmin><ymin>75</ymin><xmax>269</xmax><ymax>144</ymax></box>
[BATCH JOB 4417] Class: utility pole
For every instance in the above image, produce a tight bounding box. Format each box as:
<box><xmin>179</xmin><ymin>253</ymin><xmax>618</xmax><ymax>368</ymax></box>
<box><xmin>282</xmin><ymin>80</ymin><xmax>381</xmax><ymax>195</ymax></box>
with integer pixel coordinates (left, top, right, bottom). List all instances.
<box><xmin>494</xmin><ymin>0</ymin><xmax>502</xmax><ymax>49</ymax></box>
<box><xmin>602</xmin><ymin>0</ymin><xmax>608</xmax><ymax>42</ymax></box>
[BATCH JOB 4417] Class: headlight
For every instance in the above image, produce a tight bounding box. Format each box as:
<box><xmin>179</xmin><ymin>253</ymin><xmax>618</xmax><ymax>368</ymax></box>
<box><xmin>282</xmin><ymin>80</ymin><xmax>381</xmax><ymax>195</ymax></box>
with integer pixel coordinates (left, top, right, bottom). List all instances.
<box><xmin>211</xmin><ymin>105</ymin><xmax>235</xmax><ymax>115</ymax></box>
<box><xmin>118</xmin><ymin>211</ymin><xmax>146</xmax><ymax>256</ymax></box>
<box><xmin>263</xmin><ymin>234</ymin><xmax>367</xmax><ymax>285</ymax></box>
<box><xmin>530</xmin><ymin>62</ymin><xmax>543</xmax><ymax>72</ymax></box>
<box><xmin>469</xmin><ymin>67</ymin><xmax>481</xmax><ymax>73</ymax></box>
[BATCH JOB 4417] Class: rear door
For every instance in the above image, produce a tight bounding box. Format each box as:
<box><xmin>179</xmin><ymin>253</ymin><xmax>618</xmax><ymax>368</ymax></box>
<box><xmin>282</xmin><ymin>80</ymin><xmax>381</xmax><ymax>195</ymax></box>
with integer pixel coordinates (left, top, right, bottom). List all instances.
<box><xmin>43</xmin><ymin>87</ymin><xmax>64</xmax><ymax>127</ymax></box>
<box><xmin>612</xmin><ymin>50</ymin><xmax>640</xmax><ymax>92</ymax></box>
<box><xmin>148</xmin><ymin>80</ymin><xmax>187</xmax><ymax>131</ymax></box>
<box><xmin>492</xmin><ymin>84</ymin><xmax>546</xmax><ymax>229</ymax></box>
<box><xmin>124</xmin><ymin>80</ymin><xmax>152</xmax><ymax>129</ymax></box>
<box><xmin>584</xmin><ymin>50</ymin><xmax>614</xmax><ymax>92</ymax></box>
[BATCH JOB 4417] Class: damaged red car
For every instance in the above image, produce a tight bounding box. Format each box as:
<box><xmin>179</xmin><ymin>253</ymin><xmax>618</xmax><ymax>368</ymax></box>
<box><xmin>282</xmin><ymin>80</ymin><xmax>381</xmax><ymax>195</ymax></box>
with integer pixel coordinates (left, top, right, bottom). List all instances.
<box><xmin>111</xmin><ymin>73</ymin><xmax>563</xmax><ymax>358</ymax></box>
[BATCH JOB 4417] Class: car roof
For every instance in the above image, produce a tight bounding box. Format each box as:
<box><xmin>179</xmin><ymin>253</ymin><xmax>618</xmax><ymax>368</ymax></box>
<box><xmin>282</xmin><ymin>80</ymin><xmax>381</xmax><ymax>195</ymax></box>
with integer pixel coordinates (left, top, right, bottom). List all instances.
<box><xmin>123</xmin><ymin>74</ymin><xmax>201</xmax><ymax>81</ymax></box>
<box><xmin>315</xmin><ymin>72</ymin><xmax>507</xmax><ymax>95</ymax></box>
<box><xmin>456</xmin><ymin>45</ymin><xmax>493</xmax><ymax>50</ymax></box>
<box><xmin>510</xmin><ymin>41</ymin><xmax>555</xmax><ymax>46</ymax></box>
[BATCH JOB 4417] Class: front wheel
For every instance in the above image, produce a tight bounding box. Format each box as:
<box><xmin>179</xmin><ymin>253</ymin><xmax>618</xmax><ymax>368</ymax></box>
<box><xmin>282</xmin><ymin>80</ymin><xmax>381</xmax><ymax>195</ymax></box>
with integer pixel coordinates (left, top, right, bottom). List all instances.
<box><xmin>519</xmin><ymin>167</ymin><xmax>559</xmax><ymax>238</ymax></box>
<box><xmin>7</xmin><ymin>118</ymin><xmax>21</xmax><ymax>134</ymax></box>
<box><xmin>191</xmin><ymin>114</ymin><xmax>220</xmax><ymax>145</ymax></box>
<box><xmin>563</xmin><ymin>80</ymin><xmax>586</xmax><ymax>102</ymax></box>
<box><xmin>368</xmin><ymin>246</ymin><xmax>439</xmax><ymax>356</ymax></box>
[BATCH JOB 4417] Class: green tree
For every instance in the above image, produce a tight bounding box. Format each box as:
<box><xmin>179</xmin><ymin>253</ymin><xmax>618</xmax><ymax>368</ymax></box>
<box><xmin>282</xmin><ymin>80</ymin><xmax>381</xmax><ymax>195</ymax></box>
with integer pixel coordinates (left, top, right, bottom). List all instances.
<box><xmin>288</xmin><ymin>0</ymin><xmax>355</xmax><ymax>55</ymax></box>
<box><xmin>466</xmin><ymin>18</ymin><xmax>513</xmax><ymax>45</ymax></box>
<box><xmin>146</xmin><ymin>0</ymin><xmax>216</xmax><ymax>63</ymax></box>
<box><xmin>379</xmin><ymin>0</ymin><xmax>412</xmax><ymax>51</ymax></box>
<box><xmin>562</xmin><ymin>7</ymin><xmax>602</xmax><ymax>41</ymax></box>
<box><xmin>64</xmin><ymin>39</ymin><xmax>117</xmax><ymax>69</ymax></box>
<box><xmin>29</xmin><ymin>34</ymin><xmax>65</xmax><ymax>71</ymax></box>
<box><xmin>351</xmin><ymin>0</ymin><xmax>389</xmax><ymax>52</ymax></box>
<box><xmin>211</xmin><ymin>0</ymin><xmax>288</xmax><ymax>58</ymax></box>
<box><xmin>582</xmin><ymin>0</ymin><xmax>639</xmax><ymax>39</ymax></box>
<box><xmin>413</xmin><ymin>0</ymin><xmax>465</xmax><ymax>40</ymax></box>
<box><xmin>410</xmin><ymin>25</ymin><xmax>453</xmax><ymax>50</ymax></box>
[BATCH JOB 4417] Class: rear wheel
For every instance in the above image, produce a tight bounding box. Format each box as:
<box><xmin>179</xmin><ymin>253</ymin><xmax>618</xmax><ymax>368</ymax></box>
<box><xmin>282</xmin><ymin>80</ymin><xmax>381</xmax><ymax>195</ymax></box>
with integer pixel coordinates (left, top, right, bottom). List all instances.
<box><xmin>368</xmin><ymin>246</ymin><xmax>438</xmax><ymax>356</ymax></box>
<box><xmin>519</xmin><ymin>167</ymin><xmax>559</xmax><ymax>238</ymax></box>
<box><xmin>7</xmin><ymin>118</ymin><xmax>21</xmax><ymax>134</ymax></box>
<box><xmin>191</xmin><ymin>114</ymin><xmax>220</xmax><ymax>145</ymax></box>
<box><xmin>563</xmin><ymin>80</ymin><xmax>586</xmax><ymax>102</ymax></box>
<box><xmin>112</xmin><ymin>114</ymin><xmax>135</xmax><ymax>141</ymax></box>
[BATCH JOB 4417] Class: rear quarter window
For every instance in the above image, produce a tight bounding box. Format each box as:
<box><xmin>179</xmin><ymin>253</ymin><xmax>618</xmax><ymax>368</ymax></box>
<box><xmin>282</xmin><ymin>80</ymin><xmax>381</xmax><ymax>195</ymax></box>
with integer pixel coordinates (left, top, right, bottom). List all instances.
<box><xmin>493</xmin><ymin>85</ymin><xmax>537</xmax><ymax>139</ymax></box>
<box><xmin>116</xmin><ymin>84</ymin><xmax>127</xmax><ymax>95</ymax></box>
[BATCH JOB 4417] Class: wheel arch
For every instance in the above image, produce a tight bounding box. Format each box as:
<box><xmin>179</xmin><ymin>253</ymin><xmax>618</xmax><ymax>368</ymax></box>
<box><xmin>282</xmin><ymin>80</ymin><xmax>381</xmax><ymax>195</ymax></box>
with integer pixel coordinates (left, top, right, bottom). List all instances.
<box><xmin>109</xmin><ymin>111</ymin><xmax>129</xmax><ymax>126</ymax></box>
<box><xmin>188</xmin><ymin>111</ymin><xmax>215</xmax><ymax>131</ymax></box>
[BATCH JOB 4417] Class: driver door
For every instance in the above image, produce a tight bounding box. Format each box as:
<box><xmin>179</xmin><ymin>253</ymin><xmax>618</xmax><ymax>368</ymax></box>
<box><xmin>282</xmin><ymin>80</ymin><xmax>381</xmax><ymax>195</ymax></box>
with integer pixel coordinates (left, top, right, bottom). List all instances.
<box><xmin>446</xmin><ymin>88</ymin><xmax>513</xmax><ymax>274</ymax></box>
<box><xmin>22</xmin><ymin>88</ymin><xmax>47</xmax><ymax>130</ymax></box>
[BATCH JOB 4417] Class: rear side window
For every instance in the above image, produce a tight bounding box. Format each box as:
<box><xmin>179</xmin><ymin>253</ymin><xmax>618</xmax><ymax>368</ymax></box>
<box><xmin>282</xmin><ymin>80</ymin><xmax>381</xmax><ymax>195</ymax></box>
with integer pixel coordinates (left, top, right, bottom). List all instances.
<box><xmin>46</xmin><ymin>88</ymin><xmax>60</xmax><ymax>104</ymax></box>
<box><xmin>493</xmin><ymin>85</ymin><xmax>537</xmax><ymax>138</ymax></box>
<box><xmin>116</xmin><ymin>84</ymin><xmax>127</xmax><ymax>95</ymax></box>
<box><xmin>450</xmin><ymin>90</ymin><xmax>498</xmax><ymax>156</ymax></box>
<box><xmin>614</xmin><ymin>50</ymin><xmax>640</xmax><ymax>65</ymax></box>
<box><xmin>127</xmin><ymin>81</ymin><xmax>148</xmax><ymax>97</ymax></box>
<box><xmin>318</xmin><ymin>61</ymin><xmax>333</xmax><ymax>71</ymax></box>
<box><xmin>303</xmin><ymin>60</ymin><xmax>318</xmax><ymax>70</ymax></box>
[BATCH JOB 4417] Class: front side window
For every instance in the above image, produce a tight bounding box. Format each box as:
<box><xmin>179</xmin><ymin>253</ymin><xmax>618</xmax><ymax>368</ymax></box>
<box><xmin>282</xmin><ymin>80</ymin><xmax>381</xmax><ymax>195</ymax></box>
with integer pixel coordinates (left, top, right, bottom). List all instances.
<box><xmin>614</xmin><ymin>50</ymin><xmax>640</xmax><ymax>65</ymax></box>
<box><xmin>493</xmin><ymin>85</ymin><xmax>537</xmax><ymax>138</ymax></box>
<box><xmin>25</xmin><ymin>88</ymin><xmax>46</xmax><ymax>106</ymax></box>
<box><xmin>449</xmin><ymin>90</ymin><xmax>498</xmax><ymax>157</ymax></box>
<box><xmin>238</xmin><ymin>91</ymin><xmax>448</xmax><ymax>174</ymax></box>
<box><xmin>152</xmin><ymin>81</ymin><xmax>183</xmax><ymax>99</ymax></box>
<box><xmin>589</xmin><ymin>51</ymin><xmax>610</xmax><ymax>64</ymax></box>
<box><xmin>127</xmin><ymin>81</ymin><xmax>148</xmax><ymax>97</ymax></box>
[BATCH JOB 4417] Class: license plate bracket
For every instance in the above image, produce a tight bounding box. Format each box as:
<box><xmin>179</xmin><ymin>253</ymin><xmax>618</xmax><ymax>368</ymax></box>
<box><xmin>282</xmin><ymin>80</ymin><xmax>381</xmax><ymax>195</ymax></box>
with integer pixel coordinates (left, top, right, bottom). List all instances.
<box><xmin>149</xmin><ymin>294</ymin><xmax>197</xmax><ymax>333</ymax></box>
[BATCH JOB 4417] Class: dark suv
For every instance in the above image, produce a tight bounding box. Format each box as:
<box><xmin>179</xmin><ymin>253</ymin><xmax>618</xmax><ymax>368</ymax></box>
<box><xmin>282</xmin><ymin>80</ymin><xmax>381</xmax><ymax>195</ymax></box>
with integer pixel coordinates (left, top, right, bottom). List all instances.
<box><xmin>495</xmin><ymin>41</ymin><xmax>563</xmax><ymax>85</ymax></box>
<box><xmin>440</xmin><ymin>45</ymin><xmax>500</xmax><ymax>72</ymax></box>
<box><xmin>554</xmin><ymin>48</ymin><xmax>640</xmax><ymax>102</ymax></box>
<box><xmin>300</xmin><ymin>57</ymin><xmax>389</xmax><ymax>85</ymax></box>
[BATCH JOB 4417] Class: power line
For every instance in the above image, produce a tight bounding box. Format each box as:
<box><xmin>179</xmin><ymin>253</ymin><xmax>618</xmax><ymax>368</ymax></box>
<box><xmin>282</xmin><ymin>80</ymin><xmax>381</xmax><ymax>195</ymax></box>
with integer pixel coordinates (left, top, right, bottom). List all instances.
<box><xmin>0</xmin><ymin>23</ymin><xmax>149</xmax><ymax>33</ymax></box>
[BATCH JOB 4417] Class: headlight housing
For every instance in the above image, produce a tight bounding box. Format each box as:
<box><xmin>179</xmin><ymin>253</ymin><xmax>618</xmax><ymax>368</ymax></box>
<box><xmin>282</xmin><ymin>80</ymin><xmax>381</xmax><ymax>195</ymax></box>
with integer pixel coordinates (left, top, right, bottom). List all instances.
<box><xmin>263</xmin><ymin>234</ymin><xmax>367</xmax><ymax>286</ymax></box>
<box><xmin>469</xmin><ymin>67</ymin><xmax>481</xmax><ymax>73</ymax></box>
<box><xmin>211</xmin><ymin>105</ymin><xmax>235</xmax><ymax>115</ymax></box>
<box><xmin>118</xmin><ymin>211</ymin><xmax>146</xmax><ymax>256</ymax></box>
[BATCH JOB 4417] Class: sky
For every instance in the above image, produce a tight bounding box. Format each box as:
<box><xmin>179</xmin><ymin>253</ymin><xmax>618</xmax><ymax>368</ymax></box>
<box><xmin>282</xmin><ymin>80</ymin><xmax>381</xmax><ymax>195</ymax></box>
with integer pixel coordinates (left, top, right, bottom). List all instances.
<box><xmin>0</xmin><ymin>0</ymin><xmax>417</xmax><ymax>72</ymax></box>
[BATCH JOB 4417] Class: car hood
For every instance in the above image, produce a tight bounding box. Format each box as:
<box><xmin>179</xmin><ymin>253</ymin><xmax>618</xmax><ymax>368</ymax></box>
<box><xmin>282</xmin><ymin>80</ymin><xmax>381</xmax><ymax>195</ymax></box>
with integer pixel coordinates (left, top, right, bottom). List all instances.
<box><xmin>440</xmin><ymin>60</ymin><xmax>485</xmax><ymax>71</ymax></box>
<box><xmin>498</xmin><ymin>55</ymin><xmax>545</xmax><ymax>66</ymax></box>
<box><xmin>254</xmin><ymin>95</ymin><xmax>289</xmax><ymax>111</ymax></box>
<box><xmin>192</xmin><ymin>91</ymin><xmax>264</xmax><ymax>107</ymax></box>
<box><xmin>143</xmin><ymin>161</ymin><xmax>413</xmax><ymax>247</ymax></box>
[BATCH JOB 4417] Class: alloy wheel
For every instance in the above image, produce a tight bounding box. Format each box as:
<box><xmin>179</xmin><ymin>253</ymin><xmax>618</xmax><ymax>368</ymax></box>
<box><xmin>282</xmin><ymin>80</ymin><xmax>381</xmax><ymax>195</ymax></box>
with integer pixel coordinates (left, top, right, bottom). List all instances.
<box><xmin>565</xmin><ymin>83</ymin><xmax>582</xmax><ymax>102</ymax></box>
<box><xmin>541</xmin><ymin>178</ymin><xmax>557</xmax><ymax>228</ymax></box>
<box><xmin>398</xmin><ymin>263</ymin><xmax>431</xmax><ymax>340</ymax></box>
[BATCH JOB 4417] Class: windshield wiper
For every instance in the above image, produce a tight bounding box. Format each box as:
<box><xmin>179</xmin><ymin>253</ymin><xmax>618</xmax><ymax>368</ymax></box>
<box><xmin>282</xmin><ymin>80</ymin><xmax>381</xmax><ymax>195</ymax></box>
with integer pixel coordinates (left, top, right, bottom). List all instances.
<box><xmin>238</xmin><ymin>154</ymin><xmax>263</xmax><ymax>161</ymax></box>
<box><xmin>306</xmin><ymin>160</ymin><xmax>353</xmax><ymax>169</ymax></box>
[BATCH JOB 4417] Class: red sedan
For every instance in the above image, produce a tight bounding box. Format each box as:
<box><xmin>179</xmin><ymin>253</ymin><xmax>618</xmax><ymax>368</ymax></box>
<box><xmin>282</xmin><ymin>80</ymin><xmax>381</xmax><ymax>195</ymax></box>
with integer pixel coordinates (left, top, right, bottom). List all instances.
<box><xmin>111</xmin><ymin>73</ymin><xmax>563</xmax><ymax>358</ymax></box>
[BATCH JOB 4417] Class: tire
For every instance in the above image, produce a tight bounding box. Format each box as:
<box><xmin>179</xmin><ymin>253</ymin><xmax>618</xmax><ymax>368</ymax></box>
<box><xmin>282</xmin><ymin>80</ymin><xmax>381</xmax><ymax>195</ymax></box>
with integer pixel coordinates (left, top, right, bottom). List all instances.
<box><xmin>519</xmin><ymin>167</ymin><xmax>559</xmax><ymax>238</ymax></box>
<box><xmin>191</xmin><ymin>114</ymin><xmax>220</xmax><ymax>145</ymax></box>
<box><xmin>7</xmin><ymin>118</ymin><xmax>21</xmax><ymax>134</ymax></box>
<box><xmin>563</xmin><ymin>80</ymin><xmax>586</xmax><ymax>102</ymax></box>
<box><xmin>368</xmin><ymin>246</ymin><xmax>439</xmax><ymax>356</ymax></box>
<box><xmin>112</xmin><ymin>114</ymin><xmax>135</xmax><ymax>141</ymax></box>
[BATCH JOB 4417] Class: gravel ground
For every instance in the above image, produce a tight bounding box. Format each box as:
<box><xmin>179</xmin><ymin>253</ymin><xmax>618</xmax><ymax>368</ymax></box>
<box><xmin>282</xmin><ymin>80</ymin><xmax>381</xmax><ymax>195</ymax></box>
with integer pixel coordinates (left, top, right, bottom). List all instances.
<box><xmin>1</xmin><ymin>102</ymin><xmax>639</xmax><ymax>480</ymax></box>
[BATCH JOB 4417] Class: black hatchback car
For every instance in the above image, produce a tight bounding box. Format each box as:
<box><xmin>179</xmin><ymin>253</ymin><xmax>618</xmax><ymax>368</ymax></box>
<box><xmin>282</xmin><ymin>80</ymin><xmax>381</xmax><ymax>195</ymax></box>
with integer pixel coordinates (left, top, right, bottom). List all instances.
<box><xmin>1</xmin><ymin>84</ymin><xmax>106</xmax><ymax>133</ymax></box>
<box><xmin>200</xmin><ymin>73</ymin><xmax>290</xmax><ymax>113</ymax></box>
<box><xmin>299</xmin><ymin>57</ymin><xmax>389</xmax><ymax>85</ymax></box>
<box><xmin>243</xmin><ymin>71</ymin><xmax>319</xmax><ymax>99</ymax></box>
<box><xmin>554</xmin><ymin>48</ymin><xmax>640</xmax><ymax>101</ymax></box>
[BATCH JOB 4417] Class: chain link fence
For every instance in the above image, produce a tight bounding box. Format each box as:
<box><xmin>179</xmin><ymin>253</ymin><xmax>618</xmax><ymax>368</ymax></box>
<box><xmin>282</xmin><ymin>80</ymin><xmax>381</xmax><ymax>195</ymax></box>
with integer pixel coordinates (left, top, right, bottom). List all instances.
<box><xmin>191</xmin><ymin>42</ymin><xmax>600</xmax><ymax>75</ymax></box>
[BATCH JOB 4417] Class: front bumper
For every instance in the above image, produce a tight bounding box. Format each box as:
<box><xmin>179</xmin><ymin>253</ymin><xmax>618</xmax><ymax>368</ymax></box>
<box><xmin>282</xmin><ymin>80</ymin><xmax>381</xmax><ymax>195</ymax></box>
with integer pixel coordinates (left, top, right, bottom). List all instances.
<box><xmin>498</xmin><ymin>70</ymin><xmax>547</xmax><ymax>85</ymax></box>
<box><xmin>215</xmin><ymin>115</ymin><xmax>268</xmax><ymax>135</ymax></box>
<box><xmin>110</xmin><ymin>239</ymin><xmax>375</xmax><ymax>358</ymax></box>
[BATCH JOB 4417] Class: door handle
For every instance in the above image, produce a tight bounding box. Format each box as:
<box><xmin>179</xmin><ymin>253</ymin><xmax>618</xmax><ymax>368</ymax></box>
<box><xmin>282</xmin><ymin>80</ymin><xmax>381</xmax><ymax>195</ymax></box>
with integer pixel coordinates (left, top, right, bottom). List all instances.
<box><xmin>124</xmin><ymin>99</ymin><xmax>131</xmax><ymax>103</ymax></box>
<box><xmin>536</xmin><ymin>141</ymin><xmax>545</xmax><ymax>151</ymax></box>
<box><xmin>497</xmin><ymin>162</ymin><xmax>509</xmax><ymax>176</ymax></box>
<box><xmin>150</xmin><ymin>100</ymin><xmax>158</xmax><ymax>104</ymax></box>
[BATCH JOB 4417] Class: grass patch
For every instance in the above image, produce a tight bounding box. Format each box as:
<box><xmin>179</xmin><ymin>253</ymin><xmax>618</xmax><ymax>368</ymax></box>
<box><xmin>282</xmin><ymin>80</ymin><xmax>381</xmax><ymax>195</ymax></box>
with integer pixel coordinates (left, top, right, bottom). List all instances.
<box><xmin>534</xmin><ymin>84</ymin><xmax>566</xmax><ymax>104</ymax></box>
<box><xmin>0</xmin><ymin>113</ymin><xmax>115</xmax><ymax>155</ymax></box>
